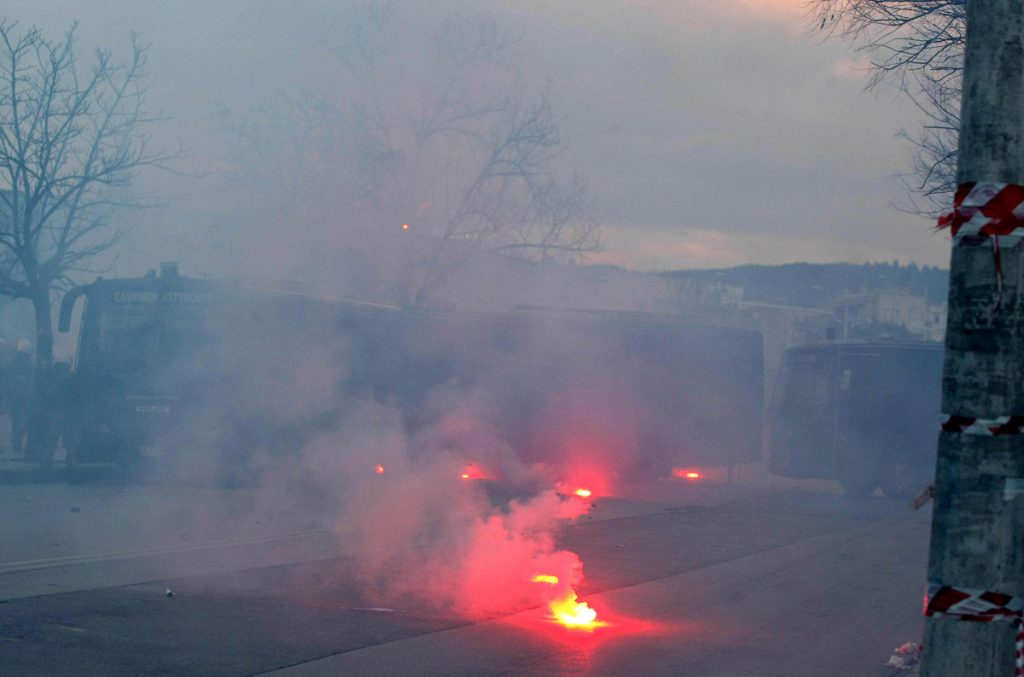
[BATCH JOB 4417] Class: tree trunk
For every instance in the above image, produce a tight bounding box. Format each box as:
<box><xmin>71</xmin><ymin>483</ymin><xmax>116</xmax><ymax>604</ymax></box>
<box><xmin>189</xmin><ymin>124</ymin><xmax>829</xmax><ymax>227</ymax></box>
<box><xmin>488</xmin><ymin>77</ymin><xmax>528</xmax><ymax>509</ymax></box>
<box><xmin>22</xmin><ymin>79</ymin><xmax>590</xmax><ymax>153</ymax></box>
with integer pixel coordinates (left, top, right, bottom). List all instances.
<box><xmin>31</xmin><ymin>287</ymin><xmax>53</xmax><ymax>370</ymax></box>
<box><xmin>922</xmin><ymin>2</ymin><xmax>1024</xmax><ymax>675</ymax></box>
<box><xmin>27</xmin><ymin>286</ymin><xmax>55</xmax><ymax>468</ymax></box>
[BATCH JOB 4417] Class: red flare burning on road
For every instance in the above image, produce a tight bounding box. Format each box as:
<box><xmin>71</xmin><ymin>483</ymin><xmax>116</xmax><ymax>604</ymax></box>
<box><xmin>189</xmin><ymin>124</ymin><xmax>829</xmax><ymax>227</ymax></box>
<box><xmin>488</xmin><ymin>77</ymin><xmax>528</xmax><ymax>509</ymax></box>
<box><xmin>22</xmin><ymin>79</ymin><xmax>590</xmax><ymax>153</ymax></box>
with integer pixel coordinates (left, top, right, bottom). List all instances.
<box><xmin>375</xmin><ymin>464</ymin><xmax>385</xmax><ymax>474</ymax></box>
<box><xmin>574</xmin><ymin>488</ymin><xmax>592</xmax><ymax>498</ymax></box>
<box><xmin>533</xmin><ymin>572</ymin><xmax>601</xmax><ymax>629</ymax></box>
<box><xmin>459</xmin><ymin>463</ymin><xmax>487</xmax><ymax>481</ymax></box>
<box><xmin>346</xmin><ymin>457</ymin><xmax>597</xmax><ymax>624</ymax></box>
<box><xmin>550</xmin><ymin>593</ymin><xmax>599</xmax><ymax>628</ymax></box>
<box><xmin>672</xmin><ymin>468</ymin><xmax>702</xmax><ymax>480</ymax></box>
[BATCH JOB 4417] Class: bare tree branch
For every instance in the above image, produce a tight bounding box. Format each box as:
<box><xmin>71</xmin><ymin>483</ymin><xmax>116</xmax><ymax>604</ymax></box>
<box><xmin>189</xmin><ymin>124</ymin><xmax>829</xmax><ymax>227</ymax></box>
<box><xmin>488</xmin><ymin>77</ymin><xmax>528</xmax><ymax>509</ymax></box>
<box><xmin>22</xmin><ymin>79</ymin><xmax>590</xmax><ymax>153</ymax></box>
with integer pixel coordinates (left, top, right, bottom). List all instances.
<box><xmin>0</xmin><ymin>21</ymin><xmax>178</xmax><ymax>366</ymax></box>
<box><xmin>223</xmin><ymin>3</ymin><xmax>599</xmax><ymax>307</ymax></box>
<box><xmin>812</xmin><ymin>0</ymin><xmax>966</xmax><ymax>213</ymax></box>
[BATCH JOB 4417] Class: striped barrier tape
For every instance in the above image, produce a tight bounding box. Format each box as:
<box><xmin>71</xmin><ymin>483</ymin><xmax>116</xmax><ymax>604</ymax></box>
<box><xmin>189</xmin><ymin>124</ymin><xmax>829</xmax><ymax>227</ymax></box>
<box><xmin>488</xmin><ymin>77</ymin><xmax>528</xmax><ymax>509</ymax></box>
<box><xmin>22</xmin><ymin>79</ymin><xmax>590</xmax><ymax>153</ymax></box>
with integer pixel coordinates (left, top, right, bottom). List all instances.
<box><xmin>925</xmin><ymin>582</ymin><xmax>1024</xmax><ymax>676</ymax></box>
<box><xmin>938</xmin><ymin>182</ymin><xmax>1024</xmax><ymax>245</ymax></box>
<box><xmin>941</xmin><ymin>414</ymin><xmax>1024</xmax><ymax>435</ymax></box>
<box><xmin>937</xmin><ymin>181</ymin><xmax>1024</xmax><ymax>311</ymax></box>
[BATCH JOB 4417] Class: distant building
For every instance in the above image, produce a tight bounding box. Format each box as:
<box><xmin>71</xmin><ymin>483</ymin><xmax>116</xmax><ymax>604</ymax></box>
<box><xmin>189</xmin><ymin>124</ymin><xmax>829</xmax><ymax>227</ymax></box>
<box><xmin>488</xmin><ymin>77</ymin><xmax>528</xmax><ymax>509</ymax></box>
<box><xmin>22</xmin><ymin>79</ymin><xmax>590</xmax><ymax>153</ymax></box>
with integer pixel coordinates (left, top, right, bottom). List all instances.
<box><xmin>662</xmin><ymin>275</ymin><xmax>743</xmax><ymax>310</ymax></box>
<box><xmin>419</xmin><ymin>253</ymin><xmax>743</xmax><ymax>314</ymax></box>
<box><xmin>830</xmin><ymin>287</ymin><xmax>936</xmax><ymax>339</ymax></box>
<box><xmin>924</xmin><ymin>303</ymin><xmax>948</xmax><ymax>342</ymax></box>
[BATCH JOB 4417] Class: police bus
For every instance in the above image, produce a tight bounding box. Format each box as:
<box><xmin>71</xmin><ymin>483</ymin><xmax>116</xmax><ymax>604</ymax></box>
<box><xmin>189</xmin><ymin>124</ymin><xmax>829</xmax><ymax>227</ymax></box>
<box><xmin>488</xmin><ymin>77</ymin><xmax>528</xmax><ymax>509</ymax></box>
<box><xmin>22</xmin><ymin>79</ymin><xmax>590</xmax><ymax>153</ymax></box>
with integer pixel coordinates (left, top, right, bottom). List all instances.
<box><xmin>57</xmin><ymin>264</ymin><xmax>764</xmax><ymax>484</ymax></box>
<box><xmin>57</xmin><ymin>263</ymin><xmax>400</xmax><ymax>481</ymax></box>
<box><xmin>767</xmin><ymin>340</ymin><xmax>943</xmax><ymax>497</ymax></box>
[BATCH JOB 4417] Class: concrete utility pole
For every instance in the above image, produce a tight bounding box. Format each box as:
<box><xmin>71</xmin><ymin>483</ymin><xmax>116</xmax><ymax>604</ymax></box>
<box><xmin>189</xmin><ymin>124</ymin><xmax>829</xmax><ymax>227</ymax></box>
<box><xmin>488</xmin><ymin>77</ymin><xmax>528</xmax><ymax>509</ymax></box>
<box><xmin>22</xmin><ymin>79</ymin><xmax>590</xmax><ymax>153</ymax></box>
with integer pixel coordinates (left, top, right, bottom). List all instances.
<box><xmin>922</xmin><ymin>2</ymin><xmax>1024</xmax><ymax>676</ymax></box>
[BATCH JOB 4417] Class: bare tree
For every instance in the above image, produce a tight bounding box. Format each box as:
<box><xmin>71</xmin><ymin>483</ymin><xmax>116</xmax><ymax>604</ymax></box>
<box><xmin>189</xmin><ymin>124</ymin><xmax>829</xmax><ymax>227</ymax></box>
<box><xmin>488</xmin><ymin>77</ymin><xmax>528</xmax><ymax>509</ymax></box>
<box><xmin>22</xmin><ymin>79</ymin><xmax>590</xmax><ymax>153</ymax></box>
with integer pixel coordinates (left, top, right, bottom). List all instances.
<box><xmin>0</xmin><ymin>21</ymin><xmax>175</xmax><ymax>369</ymax></box>
<box><xmin>223</xmin><ymin>4</ymin><xmax>599</xmax><ymax>306</ymax></box>
<box><xmin>814</xmin><ymin>1</ymin><xmax>966</xmax><ymax>209</ymax></box>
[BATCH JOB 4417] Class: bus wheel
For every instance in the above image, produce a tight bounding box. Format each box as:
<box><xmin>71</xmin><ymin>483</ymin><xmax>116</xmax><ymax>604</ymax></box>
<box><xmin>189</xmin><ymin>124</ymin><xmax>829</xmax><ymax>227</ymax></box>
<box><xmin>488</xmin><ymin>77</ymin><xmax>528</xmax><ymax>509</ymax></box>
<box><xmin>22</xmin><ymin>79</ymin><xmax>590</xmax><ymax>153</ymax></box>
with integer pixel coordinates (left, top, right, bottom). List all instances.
<box><xmin>836</xmin><ymin>454</ymin><xmax>879</xmax><ymax>497</ymax></box>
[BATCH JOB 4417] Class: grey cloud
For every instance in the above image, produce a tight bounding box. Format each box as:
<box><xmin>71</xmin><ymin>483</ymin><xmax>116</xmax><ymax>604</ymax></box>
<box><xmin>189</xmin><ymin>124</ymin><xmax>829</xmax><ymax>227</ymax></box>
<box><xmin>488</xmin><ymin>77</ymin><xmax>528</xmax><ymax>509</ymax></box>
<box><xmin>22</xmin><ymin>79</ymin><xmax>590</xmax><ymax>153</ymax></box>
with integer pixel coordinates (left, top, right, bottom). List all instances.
<box><xmin>11</xmin><ymin>0</ymin><xmax>943</xmax><ymax>271</ymax></box>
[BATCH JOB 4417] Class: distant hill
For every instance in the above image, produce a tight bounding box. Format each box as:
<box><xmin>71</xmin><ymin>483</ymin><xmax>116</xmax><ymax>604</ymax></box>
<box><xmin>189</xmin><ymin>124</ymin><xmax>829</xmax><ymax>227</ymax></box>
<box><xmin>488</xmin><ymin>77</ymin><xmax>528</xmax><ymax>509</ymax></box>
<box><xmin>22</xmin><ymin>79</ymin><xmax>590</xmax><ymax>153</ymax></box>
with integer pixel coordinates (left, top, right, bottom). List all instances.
<box><xmin>661</xmin><ymin>262</ymin><xmax>949</xmax><ymax>308</ymax></box>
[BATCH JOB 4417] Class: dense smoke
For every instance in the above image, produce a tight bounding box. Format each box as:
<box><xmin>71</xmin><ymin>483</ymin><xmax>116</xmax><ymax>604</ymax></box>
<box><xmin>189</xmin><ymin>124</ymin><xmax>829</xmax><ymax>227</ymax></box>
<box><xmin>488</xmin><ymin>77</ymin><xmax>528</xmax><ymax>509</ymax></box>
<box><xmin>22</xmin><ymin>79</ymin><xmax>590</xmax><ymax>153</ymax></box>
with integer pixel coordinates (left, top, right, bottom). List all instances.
<box><xmin>115</xmin><ymin>297</ymin><xmax>757</xmax><ymax>619</ymax></box>
<box><xmin>12</xmin><ymin>2</ymin><xmax>759</xmax><ymax>627</ymax></box>
<box><xmin>334</xmin><ymin>431</ymin><xmax>592</xmax><ymax>618</ymax></box>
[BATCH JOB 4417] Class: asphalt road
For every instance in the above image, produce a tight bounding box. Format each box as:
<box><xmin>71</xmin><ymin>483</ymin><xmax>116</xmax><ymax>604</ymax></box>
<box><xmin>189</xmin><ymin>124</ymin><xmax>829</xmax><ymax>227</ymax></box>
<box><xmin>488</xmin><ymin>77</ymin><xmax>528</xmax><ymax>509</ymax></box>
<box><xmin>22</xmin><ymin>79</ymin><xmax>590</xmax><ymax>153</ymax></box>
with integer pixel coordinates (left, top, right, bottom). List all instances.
<box><xmin>0</xmin><ymin>476</ymin><xmax>929</xmax><ymax>676</ymax></box>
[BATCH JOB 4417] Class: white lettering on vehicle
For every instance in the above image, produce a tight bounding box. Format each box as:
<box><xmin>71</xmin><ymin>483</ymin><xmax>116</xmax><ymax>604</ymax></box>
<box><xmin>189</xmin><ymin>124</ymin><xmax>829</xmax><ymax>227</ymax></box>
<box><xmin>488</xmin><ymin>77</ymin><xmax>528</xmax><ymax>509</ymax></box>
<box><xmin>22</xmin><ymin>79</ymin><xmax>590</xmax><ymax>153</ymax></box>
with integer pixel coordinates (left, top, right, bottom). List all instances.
<box><xmin>160</xmin><ymin>292</ymin><xmax>214</xmax><ymax>304</ymax></box>
<box><xmin>111</xmin><ymin>290</ymin><xmax>214</xmax><ymax>304</ymax></box>
<box><xmin>114</xmin><ymin>291</ymin><xmax>158</xmax><ymax>303</ymax></box>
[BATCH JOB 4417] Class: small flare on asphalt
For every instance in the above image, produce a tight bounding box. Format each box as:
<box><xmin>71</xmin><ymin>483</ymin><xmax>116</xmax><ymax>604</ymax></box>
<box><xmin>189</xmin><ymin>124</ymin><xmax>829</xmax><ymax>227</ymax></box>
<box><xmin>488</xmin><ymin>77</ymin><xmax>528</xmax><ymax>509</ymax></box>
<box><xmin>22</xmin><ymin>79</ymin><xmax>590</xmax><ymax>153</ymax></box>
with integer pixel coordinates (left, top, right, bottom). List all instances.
<box><xmin>550</xmin><ymin>593</ymin><xmax>598</xmax><ymax>628</ymax></box>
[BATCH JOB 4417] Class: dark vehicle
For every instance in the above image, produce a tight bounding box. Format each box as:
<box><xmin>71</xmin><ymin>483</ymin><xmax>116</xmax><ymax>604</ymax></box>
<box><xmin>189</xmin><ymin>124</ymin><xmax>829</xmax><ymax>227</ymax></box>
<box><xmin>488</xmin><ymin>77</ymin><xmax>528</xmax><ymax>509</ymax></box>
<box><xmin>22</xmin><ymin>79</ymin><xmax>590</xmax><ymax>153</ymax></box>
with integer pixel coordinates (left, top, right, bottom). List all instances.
<box><xmin>58</xmin><ymin>265</ymin><xmax>763</xmax><ymax>483</ymax></box>
<box><xmin>768</xmin><ymin>340</ymin><xmax>944</xmax><ymax>498</ymax></box>
<box><xmin>57</xmin><ymin>263</ymin><xmax>399</xmax><ymax>481</ymax></box>
<box><xmin>391</xmin><ymin>308</ymin><xmax>764</xmax><ymax>479</ymax></box>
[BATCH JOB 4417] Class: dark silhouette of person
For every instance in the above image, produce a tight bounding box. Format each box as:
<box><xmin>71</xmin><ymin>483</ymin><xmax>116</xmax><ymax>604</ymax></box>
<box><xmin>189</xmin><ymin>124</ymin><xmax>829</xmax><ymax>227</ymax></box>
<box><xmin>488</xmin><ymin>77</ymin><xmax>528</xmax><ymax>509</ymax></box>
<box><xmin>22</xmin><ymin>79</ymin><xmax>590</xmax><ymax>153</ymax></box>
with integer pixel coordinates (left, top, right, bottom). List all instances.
<box><xmin>30</xmin><ymin>359</ymin><xmax>72</xmax><ymax>471</ymax></box>
<box><xmin>7</xmin><ymin>339</ymin><xmax>32</xmax><ymax>457</ymax></box>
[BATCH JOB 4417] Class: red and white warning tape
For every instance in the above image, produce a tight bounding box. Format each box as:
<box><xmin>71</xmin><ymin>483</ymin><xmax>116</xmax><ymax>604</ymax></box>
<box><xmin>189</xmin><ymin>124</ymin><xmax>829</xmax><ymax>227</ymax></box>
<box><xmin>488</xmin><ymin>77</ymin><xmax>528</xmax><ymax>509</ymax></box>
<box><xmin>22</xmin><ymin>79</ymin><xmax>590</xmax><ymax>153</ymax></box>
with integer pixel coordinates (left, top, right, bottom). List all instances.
<box><xmin>937</xmin><ymin>181</ymin><xmax>1024</xmax><ymax>311</ymax></box>
<box><xmin>926</xmin><ymin>582</ymin><xmax>1024</xmax><ymax>676</ymax></box>
<box><xmin>938</xmin><ymin>182</ymin><xmax>1024</xmax><ymax>245</ymax></box>
<box><xmin>941</xmin><ymin>414</ymin><xmax>1024</xmax><ymax>435</ymax></box>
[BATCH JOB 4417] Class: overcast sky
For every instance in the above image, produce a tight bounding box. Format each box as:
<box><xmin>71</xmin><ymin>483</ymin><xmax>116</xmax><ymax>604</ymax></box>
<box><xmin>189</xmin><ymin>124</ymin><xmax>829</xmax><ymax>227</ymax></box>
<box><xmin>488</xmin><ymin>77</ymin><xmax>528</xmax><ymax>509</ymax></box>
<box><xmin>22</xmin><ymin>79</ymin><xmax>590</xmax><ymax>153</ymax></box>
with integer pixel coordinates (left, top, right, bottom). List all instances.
<box><xmin>11</xmin><ymin>0</ymin><xmax>951</xmax><ymax>273</ymax></box>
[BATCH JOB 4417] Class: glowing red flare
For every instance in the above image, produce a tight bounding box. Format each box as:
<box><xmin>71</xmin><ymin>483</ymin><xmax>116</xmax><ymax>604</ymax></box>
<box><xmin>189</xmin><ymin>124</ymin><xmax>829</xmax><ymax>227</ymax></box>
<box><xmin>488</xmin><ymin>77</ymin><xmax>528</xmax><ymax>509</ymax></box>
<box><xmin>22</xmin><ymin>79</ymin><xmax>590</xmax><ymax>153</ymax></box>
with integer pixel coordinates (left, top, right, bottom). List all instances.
<box><xmin>459</xmin><ymin>463</ymin><xmax>488</xmax><ymax>481</ymax></box>
<box><xmin>574</xmin><ymin>488</ymin><xmax>592</xmax><ymax>498</ymax></box>
<box><xmin>534</xmin><ymin>572</ymin><xmax>600</xmax><ymax>628</ymax></box>
<box><xmin>673</xmin><ymin>468</ymin><xmax>702</xmax><ymax>480</ymax></box>
<box><xmin>550</xmin><ymin>592</ymin><xmax>599</xmax><ymax>628</ymax></box>
<box><xmin>375</xmin><ymin>464</ymin><xmax>385</xmax><ymax>474</ymax></box>
<box><xmin>401</xmin><ymin>223</ymin><xmax>410</xmax><ymax>231</ymax></box>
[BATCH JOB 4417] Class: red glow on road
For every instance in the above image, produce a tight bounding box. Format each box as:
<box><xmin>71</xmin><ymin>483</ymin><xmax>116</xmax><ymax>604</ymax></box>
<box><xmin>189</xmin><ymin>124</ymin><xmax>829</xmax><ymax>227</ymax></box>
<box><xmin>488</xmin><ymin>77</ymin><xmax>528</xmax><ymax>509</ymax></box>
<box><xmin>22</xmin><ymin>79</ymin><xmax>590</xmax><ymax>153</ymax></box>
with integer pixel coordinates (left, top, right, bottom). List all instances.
<box><xmin>555</xmin><ymin>478</ymin><xmax>607</xmax><ymax>499</ymax></box>
<box><xmin>672</xmin><ymin>468</ymin><xmax>702</xmax><ymax>480</ymax></box>
<box><xmin>459</xmin><ymin>463</ymin><xmax>487</xmax><ymax>480</ymax></box>
<box><xmin>401</xmin><ymin>223</ymin><xmax>410</xmax><ymax>231</ymax></box>
<box><xmin>550</xmin><ymin>593</ymin><xmax>600</xmax><ymax>628</ymax></box>
<box><xmin>553</xmin><ymin>459</ymin><xmax>614</xmax><ymax>497</ymax></box>
<box><xmin>533</xmin><ymin>572</ymin><xmax>601</xmax><ymax>629</ymax></box>
<box><xmin>375</xmin><ymin>464</ymin><xmax>385</xmax><ymax>474</ymax></box>
<box><xmin>505</xmin><ymin>602</ymin><xmax>669</xmax><ymax>641</ymax></box>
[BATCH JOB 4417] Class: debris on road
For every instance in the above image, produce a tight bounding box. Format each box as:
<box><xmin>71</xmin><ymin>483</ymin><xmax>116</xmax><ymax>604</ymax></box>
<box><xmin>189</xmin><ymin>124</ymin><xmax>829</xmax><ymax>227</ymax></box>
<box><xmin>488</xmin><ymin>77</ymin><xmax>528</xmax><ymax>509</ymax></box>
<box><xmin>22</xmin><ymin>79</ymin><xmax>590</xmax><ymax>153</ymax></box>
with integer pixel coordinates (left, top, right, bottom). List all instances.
<box><xmin>885</xmin><ymin>642</ymin><xmax>921</xmax><ymax>672</ymax></box>
<box><xmin>165</xmin><ymin>589</ymin><xmax>175</xmax><ymax>598</ymax></box>
<box><xmin>69</xmin><ymin>506</ymin><xmax>81</xmax><ymax>513</ymax></box>
<box><xmin>910</xmin><ymin>484</ymin><xmax>934</xmax><ymax>511</ymax></box>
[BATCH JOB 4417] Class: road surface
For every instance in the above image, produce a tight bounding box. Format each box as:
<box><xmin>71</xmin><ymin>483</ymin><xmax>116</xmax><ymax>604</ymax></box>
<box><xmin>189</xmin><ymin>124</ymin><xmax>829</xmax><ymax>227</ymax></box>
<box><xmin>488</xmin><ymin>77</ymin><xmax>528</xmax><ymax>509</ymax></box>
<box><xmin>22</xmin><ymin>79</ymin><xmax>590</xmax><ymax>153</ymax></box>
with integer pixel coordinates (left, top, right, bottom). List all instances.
<box><xmin>0</xmin><ymin>473</ymin><xmax>928</xmax><ymax>676</ymax></box>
